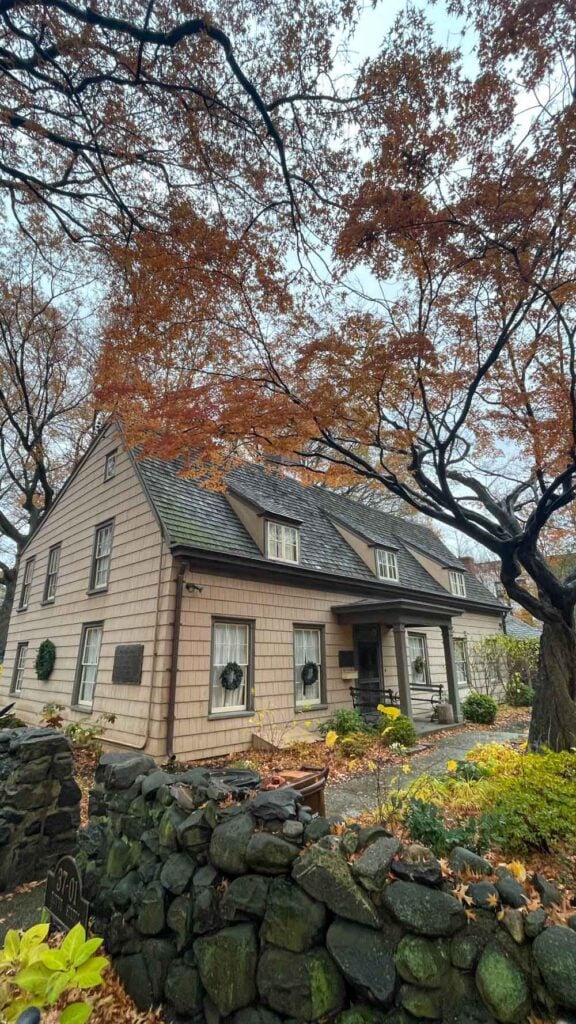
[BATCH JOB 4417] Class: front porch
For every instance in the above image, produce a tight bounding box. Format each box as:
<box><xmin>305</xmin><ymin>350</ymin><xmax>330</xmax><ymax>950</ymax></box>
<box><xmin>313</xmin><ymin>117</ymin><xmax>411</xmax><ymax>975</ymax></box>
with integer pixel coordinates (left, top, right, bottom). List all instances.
<box><xmin>332</xmin><ymin>595</ymin><xmax>464</xmax><ymax>724</ymax></box>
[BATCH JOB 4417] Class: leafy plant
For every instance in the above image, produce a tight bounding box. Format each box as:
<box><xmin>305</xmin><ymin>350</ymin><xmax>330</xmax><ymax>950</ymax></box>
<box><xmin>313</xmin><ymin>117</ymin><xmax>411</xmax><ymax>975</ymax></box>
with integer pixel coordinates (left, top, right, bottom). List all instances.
<box><xmin>40</xmin><ymin>703</ymin><xmax>66</xmax><ymax>729</ymax></box>
<box><xmin>338</xmin><ymin>730</ymin><xmax>375</xmax><ymax>757</ymax></box>
<box><xmin>462</xmin><ymin>691</ymin><xmax>498</xmax><ymax>724</ymax></box>
<box><xmin>0</xmin><ymin>703</ymin><xmax>27</xmax><ymax>730</ymax></box>
<box><xmin>0</xmin><ymin>922</ymin><xmax>107</xmax><ymax>1023</ymax></box>
<box><xmin>504</xmin><ymin>673</ymin><xmax>534</xmax><ymax>707</ymax></box>
<box><xmin>317</xmin><ymin>708</ymin><xmax>368</xmax><ymax>738</ymax></box>
<box><xmin>379</xmin><ymin>711</ymin><xmax>417</xmax><ymax>748</ymax></box>
<box><xmin>468</xmin><ymin>635</ymin><xmax>539</xmax><ymax>698</ymax></box>
<box><xmin>404</xmin><ymin>798</ymin><xmax>482</xmax><ymax>856</ymax></box>
<box><xmin>63</xmin><ymin>714</ymin><xmax>116</xmax><ymax>753</ymax></box>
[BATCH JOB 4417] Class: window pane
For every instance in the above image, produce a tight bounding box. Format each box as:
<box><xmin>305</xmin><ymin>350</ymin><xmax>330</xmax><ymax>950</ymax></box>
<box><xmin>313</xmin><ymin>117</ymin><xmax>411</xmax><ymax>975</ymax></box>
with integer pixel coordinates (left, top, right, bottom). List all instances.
<box><xmin>294</xmin><ymin>627</ymin><xmax>322</xmax><ymax>705</ymax></box>
<box><xmin>78</xmin><ymin>627</ymin><xmax>102</xmax><ymax>705</ymax></box>
<box><xmin>211</xmin><ymin>622</ymin><xmax>249</xmax><ymax>712</ymax></box>
<box><xmin>267</xmin><ymin>521</ymin><xmax>299</xmax><ymax>563</ymax></box>
<box><xmin>376</xmin><ymin>549</ymin><xmax>398</xmax><ymax>580</ymax></box>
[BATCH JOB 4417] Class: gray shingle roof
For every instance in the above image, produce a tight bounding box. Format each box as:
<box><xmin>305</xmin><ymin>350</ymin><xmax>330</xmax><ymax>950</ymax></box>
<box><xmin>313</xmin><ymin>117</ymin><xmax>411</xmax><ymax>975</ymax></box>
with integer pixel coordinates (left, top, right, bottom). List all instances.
<box><xmin>137</xmin><ymin>457</ymin><xmax>504</xmax><ymax>609</ymax></box>
<box><xmin>505</xmin><ymin>615</ymin><xmax>542</xmax><ymax>639</ymax></box>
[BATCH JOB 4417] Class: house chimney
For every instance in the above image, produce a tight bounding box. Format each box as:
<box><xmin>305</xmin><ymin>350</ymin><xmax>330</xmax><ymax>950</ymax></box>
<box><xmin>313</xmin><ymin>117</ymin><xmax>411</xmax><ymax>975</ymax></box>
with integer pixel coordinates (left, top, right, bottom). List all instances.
<box><xmin>459</xmin><ymin>556</ymin><xmax>477</xmax><ymax>573</ymax></box>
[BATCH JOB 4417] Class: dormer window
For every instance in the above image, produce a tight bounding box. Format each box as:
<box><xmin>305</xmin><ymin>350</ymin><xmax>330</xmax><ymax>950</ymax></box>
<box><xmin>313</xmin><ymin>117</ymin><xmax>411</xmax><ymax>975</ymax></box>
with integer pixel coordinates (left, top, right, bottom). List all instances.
<box><xmin>266</xmin><ymin>520</ymin><xmax>300</xmax><ymax>564</ymax></box>
<box><xmin>449</xmin><ymin>570</ymin><xmax>466</xmax><ymax>597</ymax></box>
<box><xmin>376</xmin><ymin>548</ymin><xmax>399</xmax><ymax>582</ymax></box>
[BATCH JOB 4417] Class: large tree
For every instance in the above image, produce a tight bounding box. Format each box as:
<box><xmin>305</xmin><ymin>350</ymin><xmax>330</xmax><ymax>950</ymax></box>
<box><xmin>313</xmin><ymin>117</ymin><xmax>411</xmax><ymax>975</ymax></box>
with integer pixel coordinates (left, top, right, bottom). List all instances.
<box><xmin>98</xmin><ymin>1</ymin><xmax>576</xmax><ymax>751</ymax></box>
<box><xmin>0</xmin><ymin>235</ymin><xmax>96</xmax><ymax>649</ymax></box>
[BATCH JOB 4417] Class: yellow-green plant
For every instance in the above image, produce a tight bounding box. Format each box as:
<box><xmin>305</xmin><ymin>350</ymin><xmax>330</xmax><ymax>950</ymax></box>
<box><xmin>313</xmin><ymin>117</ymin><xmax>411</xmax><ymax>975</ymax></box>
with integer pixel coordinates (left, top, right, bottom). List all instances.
<box><xmin>0</xmin><ymin>922</ymin><xmax>107</xmax><ymax>1023</ymax></box>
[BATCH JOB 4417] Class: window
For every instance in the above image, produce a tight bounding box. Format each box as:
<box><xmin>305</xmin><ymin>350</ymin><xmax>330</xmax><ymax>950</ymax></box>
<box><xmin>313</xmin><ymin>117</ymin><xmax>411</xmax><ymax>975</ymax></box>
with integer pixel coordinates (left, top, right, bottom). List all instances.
<box><xmin>453</xmin><ymin>638</ymin><xmax>469</xmax><ymax>686</ymax></box>
<box><xmin>408</xmin><ymin>633</ymin><xmax>429</xmax><ymax>685</ymax></box>
<box><xmin>294</xmin><ymin>626</ymin><xmax>324</xmax><ymax>707</ymax></box>
<box><xmin>210</xmin><ymin>620</ymin><xmax>252</xmax><ymax>714</ymax></box>
<box><xmin>104</xmin><ymin>449</ymin><xmax>117</xmax><ymax>481</ymax></box>
<box><xmin>43</xmin><ymin>544</ymin><xmax>61</xmax><ymax>603</ymax></box>
<box><xmin>449</xmin><ymin>571</ymin><xmax>466</xmax><ymax>597</ymax></box>
<box><xmin>90</xmin><ymin>522</ymin><xmax>114</xmax><ymax>591</ymax></box>
<box><xmin>11</xmin><ymin>642</ymin><xmax>28</xmax><ymax>694</ymax></box>
<box><xmin>75</xmin><ymin>623</ymin><xmax>103</xmax><ymax>708</ymax></box>
<box><xmin>18</xmin><ymin>557</ymin><xmax>35</xmax><ymax>610</ymax></box>
<box><xmin>266</xmin><ymin>520</ymin><xmax>300</xmax><ymax>564</ymax></box>
<box><xmin>376</xmin><ymin>548</ymin><xmax>399</xmax><ymax>581</ymax></box>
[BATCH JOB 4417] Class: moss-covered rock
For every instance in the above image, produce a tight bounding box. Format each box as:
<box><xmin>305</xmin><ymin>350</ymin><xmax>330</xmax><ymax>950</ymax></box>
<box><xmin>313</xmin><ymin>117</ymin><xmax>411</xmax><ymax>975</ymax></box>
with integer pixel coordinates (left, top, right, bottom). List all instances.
<box><xmin>395</xmin><ymin>934</ymin><xmax>450</xmax><ymax>988</ymax></box>
<box><xmin>221</xmin><ymin>874</ymin><xmax>270</xmax><ymax>921</ymax></box>
<box><xmin>194</xmin><ymin>924</ymin><xmax>258</xmax><ymax>1015</ymax></box>
<box><xmin>136</xmin><ymin>881</ymin><xmax>165</xmax><ymax>935</ymax></box>
<box><xmin>164</xmin><ymin>960</ymin><xmax>203</xmax><ymax>1015</ymax></box>
<box><xmin>292</xmin><ymin>844</ymin><xmax>380</xmax><ymax>928</ymax></box>
<box><xmin>533</xmin><ymin>926</ymin><xmax>576</xmax><ymax>1010</ymax></box>
<box><xmin>257</xmin><ymin>946</ymin><xmax>346</xmax><ymax>1020</ymax></box>
<box><xmin>475</xmin><ymin>943</ymin><xmax>530</xmax><ymax>1023</ymax></box>
<box><xmin>326</xmin><ymin>918</ymin><xmax>396</xmax><ymax>1006</ymax></box>
<box><xmin>399</xmin><ymin>983</ymin><xmax>443</xmax><ymax>1019</ymax></box>
<box><xmin>245</xmin><ymin>832</ymin><xmax>300</xmax><ymax>874</ymax></box>
<box><xmin>450</xmin><ymin>913</ymin><xmax>497</xmax><ymax>971</ymax></box>
<box><xmin>261</xmin><ymin>877</ymin><xmax>326</xmax><ymax>952</ymax></box>
<box><xmin>209</xmin><ymin>812</ymin><xmax>255</xmax><ymax>876</ymax></box>
<box><xmin>383</xmin><ymin>881</ymin><xmax>466</xmax><ymax>936</ymax></box>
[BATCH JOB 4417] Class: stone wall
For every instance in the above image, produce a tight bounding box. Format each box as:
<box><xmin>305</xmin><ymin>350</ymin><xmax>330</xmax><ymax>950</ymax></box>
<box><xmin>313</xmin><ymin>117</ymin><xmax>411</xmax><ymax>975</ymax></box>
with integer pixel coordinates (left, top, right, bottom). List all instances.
<box><xmin>80</xmin><ymin>752</ymin><xmax>576</xmax><ymax>1024</ymax></box>
<box><xmin>0</xmin><ymin>727</ymin><xmax>81</xmax><ymax>892</ymax></box>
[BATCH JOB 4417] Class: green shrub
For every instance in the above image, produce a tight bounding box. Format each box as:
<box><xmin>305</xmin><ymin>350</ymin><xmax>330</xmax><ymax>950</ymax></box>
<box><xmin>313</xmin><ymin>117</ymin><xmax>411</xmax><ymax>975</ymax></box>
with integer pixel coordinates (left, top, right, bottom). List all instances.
<box><xmin>404</xmin><ymin>799</ymin><xmax>481</xmax><ymax>855</ymax></box>
<box><xmin>379</xmin><ymin>713</ymin><xmax>417</xmax><ymax>748</ymax></box>
<box><xmin>338</xmin><ymin>730</ymin><xmax>375</xmax><ymax>757</ymax></box>
<box><xmin>0</xmin><ymin>921</ymin><xmax>107</xmax><ymax>1022</ymax></box>
<box><xmin>504</xmin><ymin>673</ymin><xmax>534</xmax><ymax>707</ymax></box>
<box><xmin>318</xmin><ymin>708</ymin><xmax>369</xmax><ymax>737</ymax></box>
<box><xmin>462</xmin><ymin>692</ymin><xmax>498</xmax><ymax>724</ymax></box>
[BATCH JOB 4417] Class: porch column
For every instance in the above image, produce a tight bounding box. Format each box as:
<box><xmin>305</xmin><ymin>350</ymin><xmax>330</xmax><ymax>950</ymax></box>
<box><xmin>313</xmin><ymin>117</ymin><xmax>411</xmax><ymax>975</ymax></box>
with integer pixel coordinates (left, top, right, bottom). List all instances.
<box><xmin>393</xmin><ymin>623</ymin><xmax>413</xmax><ymax>718</ymax></box>
<box><xmin>441</xmin><ymin>623</ymin><xmax>461</xmax><ymax>722</ymax></box>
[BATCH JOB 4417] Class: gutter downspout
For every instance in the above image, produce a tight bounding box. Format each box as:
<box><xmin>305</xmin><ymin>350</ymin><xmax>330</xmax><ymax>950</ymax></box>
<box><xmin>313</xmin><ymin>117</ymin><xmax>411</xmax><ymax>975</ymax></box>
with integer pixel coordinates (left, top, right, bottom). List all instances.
<box><xmin>166</xmin><ymin>560</ymin><xmax>187</xmax><ymax>758</ymax></box>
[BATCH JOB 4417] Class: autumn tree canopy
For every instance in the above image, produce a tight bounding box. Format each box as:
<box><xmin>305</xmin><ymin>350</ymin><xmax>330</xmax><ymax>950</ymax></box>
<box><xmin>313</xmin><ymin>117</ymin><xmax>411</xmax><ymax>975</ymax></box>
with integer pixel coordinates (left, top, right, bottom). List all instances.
<box><xmin>95</xmin><ymin>0</ymin><xmax>576</xmax><ymax>750</ymax></box>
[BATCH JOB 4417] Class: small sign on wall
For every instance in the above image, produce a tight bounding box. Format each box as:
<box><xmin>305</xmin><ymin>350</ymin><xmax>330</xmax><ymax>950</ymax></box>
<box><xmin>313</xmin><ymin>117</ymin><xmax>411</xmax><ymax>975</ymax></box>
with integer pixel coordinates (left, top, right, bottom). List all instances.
<box><xmin>44</xmin><ymin>856</ymin><xmax>89</xmax><ymax>933</ymax></box>
<box><xmin>338</xmin><ymin>650</ymin><xmax>355</xmax><ymax>668</ymax></box>
<box><xmin>112</xmin><ymin>644</ymin><xmax>144</xmax><ymax>685</ymax></box>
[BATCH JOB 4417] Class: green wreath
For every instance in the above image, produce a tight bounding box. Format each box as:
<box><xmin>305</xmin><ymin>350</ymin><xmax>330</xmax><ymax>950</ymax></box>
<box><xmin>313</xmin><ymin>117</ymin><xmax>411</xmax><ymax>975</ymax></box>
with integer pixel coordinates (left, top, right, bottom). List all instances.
<box><xmin>220</xmin><ymin>661</ymin><xmax>244</xmax><ymax>691</ymax></box>
<box><xmin>301</xmin><ymin>660</ymin><xmax>319</xmax><ymax>688</ymax></box>
<box><xmin>35</xmin><ymin>639</ymin><xmax>56</xmax><ymax>681</ymax></box>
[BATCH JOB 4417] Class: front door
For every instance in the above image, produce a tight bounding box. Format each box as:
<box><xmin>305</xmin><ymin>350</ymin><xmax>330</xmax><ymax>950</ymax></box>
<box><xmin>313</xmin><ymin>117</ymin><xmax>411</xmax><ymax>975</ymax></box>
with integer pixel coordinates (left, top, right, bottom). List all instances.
<box><xmin>408</xmin><ymin>633</ymin><xmax>428</xmax><ymax>685</ymax></box>
<box><xmin>354</xmin><ymin>625</ymin><xmax>382</xmax><ymax>703</ymax></box>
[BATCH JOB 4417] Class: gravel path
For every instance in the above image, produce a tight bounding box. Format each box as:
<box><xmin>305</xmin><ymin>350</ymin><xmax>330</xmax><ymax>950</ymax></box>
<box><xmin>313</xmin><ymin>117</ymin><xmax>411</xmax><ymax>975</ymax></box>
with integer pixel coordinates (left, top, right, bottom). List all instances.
<box><xmin>324</xmin><ymin>725</ymin><xmax>527</xmax><ymax>821</ymax></box>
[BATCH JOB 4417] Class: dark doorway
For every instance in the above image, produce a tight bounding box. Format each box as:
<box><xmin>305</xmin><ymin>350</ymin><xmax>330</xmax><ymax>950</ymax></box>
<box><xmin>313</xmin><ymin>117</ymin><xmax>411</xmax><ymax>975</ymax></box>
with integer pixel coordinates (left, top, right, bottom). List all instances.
<box><xmin>353</xmin><ymin>625</ymin><xmax>383</xmax><ymax>719</ymax></box>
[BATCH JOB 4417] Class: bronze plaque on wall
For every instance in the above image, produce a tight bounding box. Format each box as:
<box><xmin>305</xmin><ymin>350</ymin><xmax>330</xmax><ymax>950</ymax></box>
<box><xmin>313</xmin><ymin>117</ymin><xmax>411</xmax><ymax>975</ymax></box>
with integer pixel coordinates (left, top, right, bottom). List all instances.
<box><xmin>338</xmin><ymin>650</ymin><xmax>355</xmax><ymax>668</ymax></box>
<box><xmin>112</xmin><ymin>644</ymin><xmax>144</xmax><ymax>685</ymax></box>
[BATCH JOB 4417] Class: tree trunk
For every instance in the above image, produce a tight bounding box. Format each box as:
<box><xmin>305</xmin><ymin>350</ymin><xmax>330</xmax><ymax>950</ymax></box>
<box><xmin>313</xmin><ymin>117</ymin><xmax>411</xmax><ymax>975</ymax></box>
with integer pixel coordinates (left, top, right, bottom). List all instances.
<box><xmin>528</xmin><ymin>619</ymin><xmax>576</xmax><ymax>751</ymax></box>
<box><xmin>0</xmin><ymin>570</ymin><xmax>16</xmax><ymax>659</ymax></box>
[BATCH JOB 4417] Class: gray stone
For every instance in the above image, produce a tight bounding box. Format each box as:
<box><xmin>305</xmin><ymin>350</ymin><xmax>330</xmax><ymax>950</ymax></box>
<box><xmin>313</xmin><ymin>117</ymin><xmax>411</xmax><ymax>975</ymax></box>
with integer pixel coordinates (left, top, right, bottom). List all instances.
<box><xmin>245</xmin><ymin>832</ymin><xmax>300</xmax><ymax>874</ymax></box>
<box><xmin>495</xmin><ymin>876</ymin><xmax>528</xmax><ymax>909</ymax></box>
<box><xmin>352</xmin><ymin>838</ymin><xmax>401</xmax><ymax>893</ymax></box>
<box><xmin>399</xmin><ymin>984</ymin><xmax>442</xmax><ymax>1019</ymax></box>
<box><xmin>164</xmin><ymin>960</ymin><xmax>202</xmax><ymax>1015</ymax></box>
<box><xmin>449</xmin><ymin>847</ymin><xmax>492</xmax><ymax>877</ymax></box>
<box><xmin>533</xmin><ymin>926</ymin><xmax>576</xmax><ymax>1010</ymax></box>
<box><xmin>166</xmin><ymin>893</ymin><xmax>192</xmax><ymax>950</ymax></box>
<box><xmin>450</xmin><ymin>913</ymin><xmax>497</xmax><ymax>970</ymax></box>
<box><xmin>383</xmin><ymin>881</ymin><xmax>466</xmax><ymax>936</ymax></box>
<box><xmin>194</xmin><ymin>924</ymin><xmax>259</xmax><ymax>1015</ymax></box>
<box><xmin>250</xmin><ymin>788</ymin><xmax>302</xmax><ymax>821</ymax></box>
<box><xmin>193</xmin><ymin>885</ymin><xmax>221</xmax><ymax>935</ymax></box>
<box><xmin>112</xmin><ymin>870</ymin><xmax>142</xmax><ymax>911</ymax></box>
<box><xmin>356</xmin><ymin>825</ymin><xmax>393</xmax><ymax>849</ymax></box>
<box><xmin>115</xmin><ymin>953</ymin><xmax>153</xmax><ymax>1011</ymax></box>
<box><xmin>524</xmin><ymin>908</ymin><xmax>547</xmax><ymax>938</ymax></box>
<box><xmin>106</xmin><ymin>838</ymin><xmax>135</xmax><ymax>879</ymax></box>
<box><xmin>160</xmin><ymin>851</ymin><xmax>196</xmax><ymax>894</ymax></box>
<box><xmin>395</xmin><ymin>934</ymin><xmax>450</xmax><ymax>988</ymax></box>
<box><xmin>326</xmin><ymin>918</ymin><xmax>396</xmax><ymax>1006</ymax></box>
<box><xmin>257</xmin><ymin>946</ymin><xmax>346</xmax><ymax>1020</ymax></box>
<box><xmin>500</xmin><ymin>909</ymin><xmax>525</xmax><ymax>945</ymax></box>
<box><xmin>105</xmin><ymin>754</ymin><xmax>156</xmax><ymax>790</ymax></box>
<box><xmin>158</xmin><ymin>805</ymin><xmax>187</xmax><ymax>850</ymax></box>
<box><xmin>210</xmin><ymin>812</ymin><xmax>255</xmax><ymax>875</ymax></box>
<box><xmin>220</xmin><ymin>874</ymin><xmax>270</xmax><ymax>921</ymax></box>
<box><xmin>304</xmin><ymin>817</ymin><xmax>331</xmax><ymax>843</ymax></box>
<box><xmin>532</xmin><ymin>873</ymin><xmax>562</xmax><ymax>907</ymax></box>
<box><xmin>193</xmin><ymin>863</ymin><xmax>219</xmax><ymax>889</ymax></box>
<box><xmin>176</xmin><ymin>808</ymin><xmax>212</xmax><ymax>852</ymax></box>
<box><xmin>292</xmin><ymin>844</ymin><xmax>381</xmax><ymax>928</ymax></box>
<box><xmin>283</xmin><ymin>820</ymin><xmax>304</xmax><ymax>840</ymax></box>
<box><xmin>469</xmin><ymin>881</ymin><xmax>500</xmax><ymax>911</ymax></box>
<box><xmin>136</xmin><ymin>881</ymin><xmax>165</xmax><ymax>935</ymax></box>
<box><xmin>391</xmin><ymin>846</ymin><xmax>442</xmax><ymax>888</ymax></box>
<box><xmin>569</xmin><ymin>914</ymin><xmax>576</xmax><ymax>933</ymax></box>
<box><xmin>231</xmin><ymin>1009</ymin><xmax>283</xmax><ymax>1024</ymax></box>
<box><xmin>141</xmin><ymin>770</ymin><xmax>174</xmax><ymax>799</ymax></box>
<box><xmin>141</xmin><ymin>937</ymin><xmax>176</xmax><ymax>1002</ymax></box>
<box><xmin>475</xmin><ymin>943</ymin><xmax>530</xmax><ymax>1023</ymax></box>
<box><xmin>262</xmin><ymin>877</ymin><xmax>326</xmax><ymax>952</ymax></box>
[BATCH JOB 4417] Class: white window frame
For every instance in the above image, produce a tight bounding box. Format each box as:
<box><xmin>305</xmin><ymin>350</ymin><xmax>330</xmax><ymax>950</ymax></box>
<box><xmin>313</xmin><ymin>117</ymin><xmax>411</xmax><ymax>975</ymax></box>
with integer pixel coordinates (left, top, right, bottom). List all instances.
<box><xmin>210</xmin><ymin>620</ymin><xmax>252</xmax><ymax>715</ymax></box>
<box><xmin>11</xmin><ymin>642</ymin><xmax>28</xmax><ymax>694</ymax></box>
<box><xmin>266</xmin><ymin>520</ymin><xmax>300</xmax><ymax>564</ymax></box>
<box><xmin>44</xmin><ymin>544</ymin><xmax>61</xmax><ymax>603</ymax></box>
<box><xmin>375</xmin><ymin>548</ymin><xmax>399</xmax><ymax>581</ymax></box>
<box><xmin>75</xmin><ymin>623</ymin><xmax>103</xmax><ymax>709</ymax></box>
<box><xmin>294</xmin><ymin>626</ymin><xmax>324</xmax><ymax>707</ymax></box>
<box><xmin>104</xmin><ymin>449</ymin><xmax>117</xmax><ymax>481</ymax></box>
<box><xmin>453</xmin><ymin>638</ymin><xmax>469</xmax><ymax>686</ymax></box>
<box><xmin>408</xmin><ymin>632</ymin><xmax>430</xmax><ymax>686</ymax></box>
<box><xmin>90</xmin><ymin>522</ymin><xmax>114</xmax><ymax>591</ymax></box>
<box><xmin>18</xmin><ymin>557</ymin><xmax>35</xmax><ymax>610</ymax></box>
<box><xmin>449</xmin><ymin>570</ymin><xmax>466</xmax><ymax>597</ymax></box>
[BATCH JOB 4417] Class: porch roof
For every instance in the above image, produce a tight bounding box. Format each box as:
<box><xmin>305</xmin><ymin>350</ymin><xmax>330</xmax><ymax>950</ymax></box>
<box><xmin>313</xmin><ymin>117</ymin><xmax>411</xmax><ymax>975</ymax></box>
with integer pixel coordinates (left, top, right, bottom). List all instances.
<box><xmin>332</xmin><ymin>596</ymin><xmax>463</xmax><ymax>627</ymax></box>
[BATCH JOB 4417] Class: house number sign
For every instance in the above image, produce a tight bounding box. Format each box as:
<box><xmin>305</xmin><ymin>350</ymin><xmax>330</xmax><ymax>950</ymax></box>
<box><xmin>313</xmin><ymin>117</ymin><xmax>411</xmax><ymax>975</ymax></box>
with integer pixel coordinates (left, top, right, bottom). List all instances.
<box><xmin>44</xmin><ymin>855</ymin><xmax>90</xmax><ymax>933</ymax></box>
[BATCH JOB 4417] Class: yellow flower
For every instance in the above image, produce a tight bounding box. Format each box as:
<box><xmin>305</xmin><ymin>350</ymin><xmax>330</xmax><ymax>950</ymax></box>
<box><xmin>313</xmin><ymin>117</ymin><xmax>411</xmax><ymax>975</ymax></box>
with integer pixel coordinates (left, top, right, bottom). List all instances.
<box><xmin>325</xmin><ymin>730</ymin><xmax>338</xmax><ymax>750</ymax></box>
<box><xmin>446</xmin><ymin>760</ymin><xmax>458</xmax><ymax>773</ymax></box>
<box><xmin>402</xmin><ymin>764</ymin><xmax>411</xmax><ymax>775</ymax></box>
<box><xmin>377</xmin><ymin>704</ymin><xmax>401</xmax><ymax>720</ymax></box>
<box><xmin>304</xmin><ymin>720</ymin><xmax>312</xmax><ymax>728</ymax></box>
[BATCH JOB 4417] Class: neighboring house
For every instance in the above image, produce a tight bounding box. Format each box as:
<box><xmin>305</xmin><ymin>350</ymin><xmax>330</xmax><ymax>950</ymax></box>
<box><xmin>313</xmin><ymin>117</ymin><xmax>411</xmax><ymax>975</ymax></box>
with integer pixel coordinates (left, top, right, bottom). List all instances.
<box><xmin>504</xmin><ymin>615</ymin><xmax>542</xmax><ymax>640</ymax></box>
<box><xmin>0</xmin><ymin>424</ymin><xmax>506</xmax><ymax>760</ymax></box>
